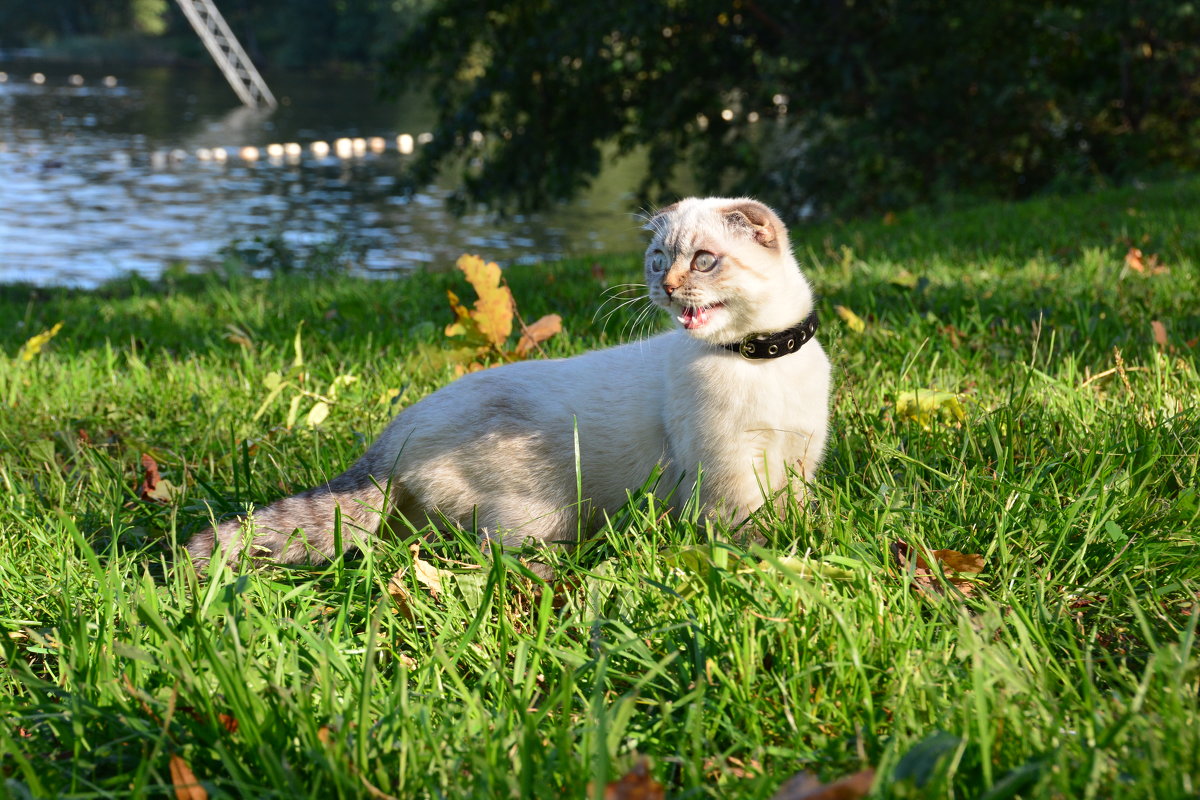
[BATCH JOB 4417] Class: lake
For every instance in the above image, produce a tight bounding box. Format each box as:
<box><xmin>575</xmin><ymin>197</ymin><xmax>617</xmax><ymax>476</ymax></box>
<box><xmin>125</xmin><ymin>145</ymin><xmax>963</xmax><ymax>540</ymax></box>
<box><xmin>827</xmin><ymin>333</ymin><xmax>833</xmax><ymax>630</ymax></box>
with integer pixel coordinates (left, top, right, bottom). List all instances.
<box><xmin>0</xmin><ymin>57</ymin><xmax>645</xmax><ymax>287</ymax></box>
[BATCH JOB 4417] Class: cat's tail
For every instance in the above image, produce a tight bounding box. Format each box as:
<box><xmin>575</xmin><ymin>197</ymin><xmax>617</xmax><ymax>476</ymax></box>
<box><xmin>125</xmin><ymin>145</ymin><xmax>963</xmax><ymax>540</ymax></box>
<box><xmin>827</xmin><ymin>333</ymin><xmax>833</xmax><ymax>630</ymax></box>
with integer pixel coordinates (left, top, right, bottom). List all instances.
<box><xmin>184</xmin><ymin>460</ymin><xmax>391</xmax><ymax>570</ymax></box>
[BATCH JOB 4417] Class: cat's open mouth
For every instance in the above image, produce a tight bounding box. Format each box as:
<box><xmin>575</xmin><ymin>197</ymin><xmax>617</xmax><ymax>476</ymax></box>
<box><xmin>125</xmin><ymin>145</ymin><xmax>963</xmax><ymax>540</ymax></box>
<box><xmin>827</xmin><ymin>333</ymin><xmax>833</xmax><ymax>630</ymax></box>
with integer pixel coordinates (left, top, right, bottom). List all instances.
<box><xmin>678</xmin><ymin>303</ymin><xmax>725</xmax><ymax>330</ymax></box>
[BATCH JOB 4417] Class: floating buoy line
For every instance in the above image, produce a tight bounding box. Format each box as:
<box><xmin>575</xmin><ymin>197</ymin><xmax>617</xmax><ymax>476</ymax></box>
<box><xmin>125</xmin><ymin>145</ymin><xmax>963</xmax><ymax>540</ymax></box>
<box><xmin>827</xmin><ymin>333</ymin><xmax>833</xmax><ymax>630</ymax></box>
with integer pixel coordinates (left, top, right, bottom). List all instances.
<box><xmin>0</xmin><ymin>70</ymin><xmax>443</xmax><ymax>169</ymax></box>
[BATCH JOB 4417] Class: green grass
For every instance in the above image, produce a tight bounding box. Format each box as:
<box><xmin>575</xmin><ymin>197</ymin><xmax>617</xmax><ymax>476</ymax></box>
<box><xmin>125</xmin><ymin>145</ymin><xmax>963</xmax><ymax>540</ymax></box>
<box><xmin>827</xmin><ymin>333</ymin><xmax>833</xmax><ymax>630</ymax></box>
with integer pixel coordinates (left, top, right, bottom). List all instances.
<box><xmin>1</xmin><ymin>177</ymin><xmax>1199</xmax><ymax>798</ymax></box>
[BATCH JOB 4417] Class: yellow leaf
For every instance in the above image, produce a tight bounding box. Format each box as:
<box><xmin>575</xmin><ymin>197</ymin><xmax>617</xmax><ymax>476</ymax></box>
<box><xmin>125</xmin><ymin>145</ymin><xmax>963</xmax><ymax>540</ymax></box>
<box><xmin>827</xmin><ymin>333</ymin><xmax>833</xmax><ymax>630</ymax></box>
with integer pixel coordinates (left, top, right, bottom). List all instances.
<box><xmin>387</xmin><ymin>544</ymin><xmax>448</xmax><ymax>620</ymax></box>
<box><xmin>285</xmin><ymin>394</ymin><xmax>303</xmax><ymax>428</ymax></box>
<box><xmin>834</xmin><ymin>305</ymin><xmax>866</xmax><ymax>333</ymax></box>
<box><xmin>18</xmin><ymin>322</ymin><xmax>63</xmax><ymax>361</ymax></box>
<box><xmin>895</xmin><ymin>389</ymin><xmax>967</xmax><ymax>429</ymax></box>
<box><xmin>291</xmin><ymin>323</ymin><xmax>305</xmax><ymax>368</ymax></box>
<box><xmin>452</xmin><ymin>254</ymin><xmax>514</xmax><ymax>349</ymax></box>
<box><xmin>444</xmin><ymin>288</ymin><xmax>480</xmax><ymax>340</ymax></box>
<box><xmin>306</xmin><ymin>401</ymin><xmax>330</xmax><ymax>428</ymax></box>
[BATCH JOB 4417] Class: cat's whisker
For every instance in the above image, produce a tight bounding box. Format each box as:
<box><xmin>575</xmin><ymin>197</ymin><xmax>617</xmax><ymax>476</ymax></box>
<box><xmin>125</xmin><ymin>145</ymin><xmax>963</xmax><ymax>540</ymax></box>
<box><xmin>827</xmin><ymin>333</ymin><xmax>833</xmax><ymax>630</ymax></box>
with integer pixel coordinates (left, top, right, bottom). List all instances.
<box><xmin>595</xmin><ymin>297</ymin><xmax>644</xmax><ymax>331</ymax></box>
<box><xmin>623</xmin><ymin>301</ymin><xmax>659</xmax><ymax>342</ymax></box>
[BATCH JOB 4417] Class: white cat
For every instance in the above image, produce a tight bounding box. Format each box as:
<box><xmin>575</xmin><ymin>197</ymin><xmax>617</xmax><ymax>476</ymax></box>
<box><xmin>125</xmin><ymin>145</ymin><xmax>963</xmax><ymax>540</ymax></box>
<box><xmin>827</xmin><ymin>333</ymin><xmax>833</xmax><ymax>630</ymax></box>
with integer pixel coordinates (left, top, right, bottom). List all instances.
<box><xmin>186</xmin><ymin>197</ymin><xmax>831</xmax><ymax>567</ymax></box>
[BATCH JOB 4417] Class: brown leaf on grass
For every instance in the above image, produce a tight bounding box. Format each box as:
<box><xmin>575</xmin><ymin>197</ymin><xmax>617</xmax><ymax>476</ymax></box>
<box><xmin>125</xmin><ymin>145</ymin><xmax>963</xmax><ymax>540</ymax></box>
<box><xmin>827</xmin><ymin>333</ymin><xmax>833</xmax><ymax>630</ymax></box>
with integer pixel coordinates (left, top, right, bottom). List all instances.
<box><xmin>771</xmin><ymin>768</ymin><xmax>875</xmax><ymax>799</ymax></box>
<box><xmin>591</xmin><ymin>261</ymin><xmax>607</xmax><ymax>284</ymax></box>
<box><xmin>1125</xmin><ymin>247</ymin><xmax>1167</xmax><ymax>275</ymax></box>
<box><xmin>386</xmin><ymin>544</ymin><xmax>447</xmax><ymax>620</ymax></box>
<box><xmin>515</xmin><ymin>313</ymin><xmax>563</xmax><ymax>356</ymax></box>
<box><xmin>138</xmin><ymin>454</ymin><xmax>181</xmax><ymax>503</ymax></box>
<box><xmin>892</xmin><ymin>540</ymin><xmax>984</xmax><ymax>598</ymax></box>
<box><xmin>704</xmin><ymin>755</ymin><xmax>762</xmax><ymax>780</ymax></box>
<box><xmin>169</xmin><ymin>754</ymin><xmax>208</xmax><ymax>800</ymax></box>
<box><xmin>604</xmin><ymin>760</ymin><xmax>664</xmax><ymax>800</ymax></box>
<box><xmin>1151</xmin><ymin>320</ymin><xmax>1168</xmax><ymax>350</ymax></box>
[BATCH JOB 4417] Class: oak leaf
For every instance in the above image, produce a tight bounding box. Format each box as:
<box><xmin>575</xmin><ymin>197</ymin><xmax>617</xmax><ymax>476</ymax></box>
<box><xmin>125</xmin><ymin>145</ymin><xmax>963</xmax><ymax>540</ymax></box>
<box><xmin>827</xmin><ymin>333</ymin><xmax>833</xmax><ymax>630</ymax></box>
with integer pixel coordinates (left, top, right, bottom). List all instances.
<box><xmin>447</xmin><ymin>254</ymin><xmax>514</xmax><ymax>349</ymax></box>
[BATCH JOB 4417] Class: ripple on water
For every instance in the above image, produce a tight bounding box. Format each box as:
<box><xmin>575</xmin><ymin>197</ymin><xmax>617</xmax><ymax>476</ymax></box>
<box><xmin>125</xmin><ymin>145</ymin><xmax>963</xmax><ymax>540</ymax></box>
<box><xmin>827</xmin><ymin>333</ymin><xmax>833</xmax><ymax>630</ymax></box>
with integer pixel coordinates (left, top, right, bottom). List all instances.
<box><xmin>0</xmin><ymin>62</ymin><xmax>643</xmax><ymax>286</ymax></box>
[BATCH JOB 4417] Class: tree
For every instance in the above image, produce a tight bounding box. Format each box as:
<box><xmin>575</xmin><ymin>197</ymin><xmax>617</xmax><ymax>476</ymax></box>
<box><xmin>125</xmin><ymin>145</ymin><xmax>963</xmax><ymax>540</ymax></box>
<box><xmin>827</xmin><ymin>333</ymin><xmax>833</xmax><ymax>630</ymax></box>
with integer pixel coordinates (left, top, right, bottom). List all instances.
<box><xmin>387</xmin><ymin>0</ymin><xmax>1200</xmax><ymax>218</ymax></box>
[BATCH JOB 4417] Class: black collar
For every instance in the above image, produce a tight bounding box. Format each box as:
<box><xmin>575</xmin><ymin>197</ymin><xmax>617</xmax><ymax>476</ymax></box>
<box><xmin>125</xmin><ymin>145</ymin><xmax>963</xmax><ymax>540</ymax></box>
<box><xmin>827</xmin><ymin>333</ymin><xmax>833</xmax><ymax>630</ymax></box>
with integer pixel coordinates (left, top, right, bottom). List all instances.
<box><xmin>721</xmin><ymin>309</ymin><xmax>819</xmax><ymax>359</ymax></box>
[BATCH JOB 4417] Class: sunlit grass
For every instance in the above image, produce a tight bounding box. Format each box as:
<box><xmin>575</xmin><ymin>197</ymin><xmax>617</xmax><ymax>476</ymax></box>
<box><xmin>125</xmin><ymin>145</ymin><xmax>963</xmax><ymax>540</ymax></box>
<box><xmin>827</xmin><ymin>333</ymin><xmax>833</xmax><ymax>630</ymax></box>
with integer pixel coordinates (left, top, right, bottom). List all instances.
<box><xmin>1</xmin><ymin>178</ymin><xmax>1198</xmax><ymax>798</ymax></box>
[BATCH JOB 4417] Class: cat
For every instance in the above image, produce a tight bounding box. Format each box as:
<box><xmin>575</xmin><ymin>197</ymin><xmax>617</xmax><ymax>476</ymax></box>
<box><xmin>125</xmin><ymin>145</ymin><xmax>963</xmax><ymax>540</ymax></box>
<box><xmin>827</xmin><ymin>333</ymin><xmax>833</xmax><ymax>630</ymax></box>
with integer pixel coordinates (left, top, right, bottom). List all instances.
<box><xmin>185</xmin><ymin>197</ymin><xmax>831</xmax><ymax>568</ymax></box>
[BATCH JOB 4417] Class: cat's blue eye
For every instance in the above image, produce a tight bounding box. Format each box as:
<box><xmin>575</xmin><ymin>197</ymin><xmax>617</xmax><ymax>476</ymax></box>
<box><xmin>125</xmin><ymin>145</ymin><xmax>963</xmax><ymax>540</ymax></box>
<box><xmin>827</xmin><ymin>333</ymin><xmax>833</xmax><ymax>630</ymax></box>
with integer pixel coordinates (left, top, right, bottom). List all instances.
<box><xmin>648</xmin><ymin>251</ymin><xmax>667</xmax><ymax>271</ymax></box>
<box><xmin>692</xmin><ymin>251</ymin><xmax>718</xmax><ymax>272</ymax></box>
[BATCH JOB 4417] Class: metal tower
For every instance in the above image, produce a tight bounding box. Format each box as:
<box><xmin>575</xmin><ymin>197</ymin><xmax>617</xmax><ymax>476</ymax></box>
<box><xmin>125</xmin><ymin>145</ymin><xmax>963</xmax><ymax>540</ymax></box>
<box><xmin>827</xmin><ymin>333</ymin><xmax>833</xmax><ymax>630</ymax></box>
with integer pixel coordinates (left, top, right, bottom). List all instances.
<box><xmin>174</xmin><ymin>0</ymin><xmax>277</xmax><ymax>109</ymax></box>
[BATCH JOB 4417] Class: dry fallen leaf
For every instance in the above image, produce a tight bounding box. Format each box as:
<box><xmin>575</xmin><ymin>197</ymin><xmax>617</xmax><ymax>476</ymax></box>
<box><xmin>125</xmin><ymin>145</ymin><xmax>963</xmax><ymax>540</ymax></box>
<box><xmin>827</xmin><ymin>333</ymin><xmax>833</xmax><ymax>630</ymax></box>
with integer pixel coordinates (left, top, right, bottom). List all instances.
<box><xmin>169</xmin><ymin>754</ymin><xmax>208</xmax><ymax>800</ymax></box>
<box><xmin>138</xmin><ymin>454</ymin><xmax>181</xmax><ymax>503</ymax></box>
<box><xmin>892</xmin><ymin>540</ymin><xmax>985</xmax><ymax>598</ymax></box>
<box><xmin>770</xmin><ymin>768</ymin><xmax>875</xmax><ymax>800</ymax></box>
<box><xmin>515</xmin><ymin>313</ymin><xmax>563</xmax><ymax>356</ymax></box>
<box><xmin>1125</xmin><ymin>247</ymin><xmax>1167</xmax><ymax>275</ymax></box>
<box><xmin>1151</xmin><ymin>320</ymin><xmax>1168</xmax><ymax>350</ymax></box>
<box><xmin>387</xmin><ymin>544</ymin><xmax>447</xmax><ymax>619</ymax></box>
<box><xmin>604</xmin><ymin>760</ymin><xmax>665</xmax><ymax>800</ymax></box>
<box><xmin>834</xmin><ymin>305</ymin><xmax>866</xmax><ymax>333</ymax></box>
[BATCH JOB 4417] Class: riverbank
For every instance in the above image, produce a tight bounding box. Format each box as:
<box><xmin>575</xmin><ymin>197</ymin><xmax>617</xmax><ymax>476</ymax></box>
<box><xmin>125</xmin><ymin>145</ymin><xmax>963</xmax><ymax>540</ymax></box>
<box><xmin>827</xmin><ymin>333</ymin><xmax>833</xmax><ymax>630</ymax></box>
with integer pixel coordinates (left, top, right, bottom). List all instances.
<box><xmin>1</xmin><ymin>179</ymin><xmax>1198</xmax><ymax>797</ymax></box>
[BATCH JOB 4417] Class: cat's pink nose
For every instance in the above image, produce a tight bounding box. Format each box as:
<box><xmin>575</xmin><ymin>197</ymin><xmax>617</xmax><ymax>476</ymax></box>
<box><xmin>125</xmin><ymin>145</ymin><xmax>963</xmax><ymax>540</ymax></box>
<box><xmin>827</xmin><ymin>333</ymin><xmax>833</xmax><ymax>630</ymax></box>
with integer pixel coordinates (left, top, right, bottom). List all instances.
<box><xmin>662</xmin><ymin>280</ymin><xmax>678</xmax><ymax>296</ymax></box>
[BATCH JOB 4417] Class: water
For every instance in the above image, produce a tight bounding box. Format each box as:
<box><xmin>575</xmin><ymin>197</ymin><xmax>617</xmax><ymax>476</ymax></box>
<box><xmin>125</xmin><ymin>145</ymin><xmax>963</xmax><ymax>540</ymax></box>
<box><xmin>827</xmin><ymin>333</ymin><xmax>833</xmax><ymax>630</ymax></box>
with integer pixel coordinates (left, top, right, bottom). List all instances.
<box><xmin>0</xmin><ymin>59</ymin><xmax>645</xmax><ymax>287</ymax></box>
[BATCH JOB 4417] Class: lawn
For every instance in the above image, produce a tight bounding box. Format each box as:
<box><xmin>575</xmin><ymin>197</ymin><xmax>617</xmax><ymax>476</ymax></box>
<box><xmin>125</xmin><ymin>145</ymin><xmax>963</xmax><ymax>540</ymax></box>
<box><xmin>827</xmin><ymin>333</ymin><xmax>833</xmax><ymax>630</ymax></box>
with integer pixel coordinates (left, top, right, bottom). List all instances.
<box><xmin>1</xmin><ymin>179</ymin><xmax>1198</xmax><ymax>798</ymax></box>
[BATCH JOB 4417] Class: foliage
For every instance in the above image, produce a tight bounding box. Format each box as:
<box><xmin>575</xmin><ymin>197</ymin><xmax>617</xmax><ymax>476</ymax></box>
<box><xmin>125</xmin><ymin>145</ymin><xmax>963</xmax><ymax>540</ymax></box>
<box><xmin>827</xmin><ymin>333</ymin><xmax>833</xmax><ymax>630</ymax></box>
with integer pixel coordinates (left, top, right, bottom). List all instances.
<box><xmin>0</xmin><ymin>179</ymin><xmax>1199</xmax><ymax>796</ymax></box>
<box><xmin>387</xmin><ymin>0</ymin><xmax>1200</xmax><ymax>217</ymax></box>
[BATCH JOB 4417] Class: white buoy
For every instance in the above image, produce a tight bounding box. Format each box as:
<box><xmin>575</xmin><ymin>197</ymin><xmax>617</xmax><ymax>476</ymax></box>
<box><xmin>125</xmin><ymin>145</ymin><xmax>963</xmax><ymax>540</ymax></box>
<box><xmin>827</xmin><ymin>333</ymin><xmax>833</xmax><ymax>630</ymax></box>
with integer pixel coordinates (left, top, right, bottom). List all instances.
<box><xmin>266</xmin><ymin>143</ymin><xmax>285</xmax><ymax>159</ymax></box>
<box><xmin>103</xmin><ymin>76</ymin><xmax>118</xmax><ymax>88</ymax></box>
<box><xmin>351</xmin><ymin>137</ymin><xmax>367</xmax><ymax>156</ymax></box>
<box><xmin>368</xmin><ymin>136</ymin><xmax>386</xmax><ymax>153</ymax></box>
<box><xmin>197</xmin><ymin>148</ymin><xmax>213</xmax><ymax>161</ymax></box>
<box><xmin>213</xmin><ymin>147</ymin><xmax>228</xmax><ymax>163</ymax></box>
<box><xmin>240</xmin><ymin>146</ymin><xmax>259</xmax><ymax>161</ymax></box>
<box><xmin>150</xmin><ymin>150</ymin><xmax>168</xmax><ymax>169</ymax></box>
<box><xmin>334</xmin><ymin>138</ymin><xmax>353</xmax><ymax>158</ymax></box>
<box><xmin>68</xmin><ymin>74</ymin><xmax>84</xmax><ymax>86</ymax></box>
<box><xmin>417</xmin><ymin>132</ymin><xmax>434</xmax><ymax>145</ymax></box>
<box><xmin>31</xmin><ymin>73</ymin><xmax>46</xmax><ymax>85</ymax></box>
<box><xmin>0</xmin><ymin>72</ymin><xmax>7</xmax><ymax>83</ymax></box>
<box><xmin>169</xmin><ymin>148</ymin><xmax>188</xmax><ymax>163</ymax></box>
<box><xmin>312</xmin><ymin>141</ymin><xmax>330</xmax><ymax>158</ymax></box>
<box><xmin>397</xmin><ymin>133</ymin><xmax>414</xmax><ymax>155</ymax></box>
<box><xmin>283</xmin><ymin>142</ymin><xmax>302</xmax><ymax>158</ymax></box>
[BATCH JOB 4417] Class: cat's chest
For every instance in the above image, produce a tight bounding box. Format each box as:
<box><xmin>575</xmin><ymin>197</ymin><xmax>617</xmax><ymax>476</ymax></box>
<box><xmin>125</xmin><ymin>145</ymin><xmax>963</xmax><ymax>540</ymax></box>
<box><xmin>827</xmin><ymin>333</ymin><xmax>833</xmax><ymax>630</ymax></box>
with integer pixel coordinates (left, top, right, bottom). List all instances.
<box><xmin>665</xmin><ymin>342</ymin><xmax>814</xmax><ymax>429</ymax></box>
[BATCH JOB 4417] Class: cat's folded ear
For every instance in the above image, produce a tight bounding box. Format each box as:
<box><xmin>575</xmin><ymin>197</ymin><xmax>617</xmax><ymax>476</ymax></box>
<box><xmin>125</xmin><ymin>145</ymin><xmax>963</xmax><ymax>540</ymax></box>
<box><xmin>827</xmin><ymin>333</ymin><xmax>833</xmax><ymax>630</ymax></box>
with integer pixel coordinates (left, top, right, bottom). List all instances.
<box><xmin>722</xmin><ymin>200</ymin><xmax>785</xmax><ymax>249</ymax></box>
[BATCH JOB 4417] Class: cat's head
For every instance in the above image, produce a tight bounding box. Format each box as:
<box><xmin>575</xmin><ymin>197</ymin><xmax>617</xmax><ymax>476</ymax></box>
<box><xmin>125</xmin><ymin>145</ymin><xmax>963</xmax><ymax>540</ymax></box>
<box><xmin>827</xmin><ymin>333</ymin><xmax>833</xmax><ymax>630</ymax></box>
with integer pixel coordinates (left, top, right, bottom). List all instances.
<box><xmin>643</xmin><ymin>197</ymin><xmax>813</xmax><ymax>345</ymax></box>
